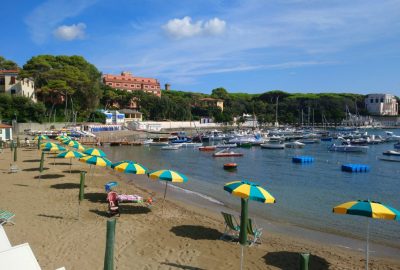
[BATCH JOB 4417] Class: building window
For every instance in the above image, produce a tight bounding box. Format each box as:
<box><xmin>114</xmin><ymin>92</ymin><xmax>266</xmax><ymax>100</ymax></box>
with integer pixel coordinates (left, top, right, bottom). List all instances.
<box><xmin>124</xmin><ymin>84</ymin><xmax>128</xmax><ymax>86</ymax></box>
<box><xmin>370</xmin><ymin>99</ymin><xmax>373</xmax><ymax>103</ymax></box>
<box><xmin>107</xmin><ymin>82</ymin><xmax>112</xmax><ymax>85</ymax></box>
<box><xmin>11</xmin><ymin>89</ymin><xmax>16</xmax><ymax>94</ymax></box>
<box><xmin>131</xmin><ymin>84</ymin><xmax>134</xmax><ymax>87</ymax></box>
<box><xmin>381</xmin><ymin>98</ymin><xmax>384</xmax><ymax>103</ymax></box>
<box><xmin>116</xmin><ymin>83</ymin><xmax>120</xmax><ymax>86</ymax></box>
<box><xmin>10</xmin><ymin>76</ymin><xmax>16</xmax><ymax>84</ymax></box>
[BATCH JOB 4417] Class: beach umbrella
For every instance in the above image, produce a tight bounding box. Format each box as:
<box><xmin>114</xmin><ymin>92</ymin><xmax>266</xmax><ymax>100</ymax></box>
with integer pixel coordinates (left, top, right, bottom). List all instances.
<box><xmin>34</xmin><ymin>135</ymin><xmax>49</xmax><ymax>141</ymax></box>
<box><xmin>57</xmin><ymin>150</ymin><xmax>86</xmax><ymax>173</ymax></box>
<box><xmin>111</xmin><ymin>160</ymin><xmax>148</xmax><ymax>175</ymax></box>
<box><xmin>224</xmin><ymin>180</ymin><xmax>276</xmax><ymax>270</ymax></box>
<box><xmin>42</xmin><ymin>144</ymin><xmax>67</xmax><ymax>166</ymax></box>
<box><xmin>84</xmin><ymin>148</ymin><xmax>107</xmax><ymax>157</ymax></box>
<box><xmin>66</xmin><ymin>140</ymin><xmax>85</xmax><ymax>151</ymax></box>
<box><xmin>79</xmin><ymin>155</ymin><xmax>112</xmax><ymax>180</ymax></box>
<box><xmin>333</xmin><ymin>200</ymin><xmax>400</xmax><ymax>270</ymax></box>
<box><xmin>40</xmin><ymin>142</ymin><xmax>58</xmax><ymax>149</ymax></box>
<box><xmin>148</xmin><ymin>170</ymin><xmax>188</xmax><ymax>212</ymax></box>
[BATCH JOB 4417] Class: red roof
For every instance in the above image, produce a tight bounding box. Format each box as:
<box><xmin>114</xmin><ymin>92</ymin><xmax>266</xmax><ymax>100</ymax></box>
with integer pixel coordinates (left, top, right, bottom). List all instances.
<box><xmin>0</xmin><ymin>69</ymin><xmax>19</xmax><ymax>75</ymax></box>
<box><xmin>0</xmin><ymin>124</ymin><xmax>12</xmax><ymax>128</ymax></box>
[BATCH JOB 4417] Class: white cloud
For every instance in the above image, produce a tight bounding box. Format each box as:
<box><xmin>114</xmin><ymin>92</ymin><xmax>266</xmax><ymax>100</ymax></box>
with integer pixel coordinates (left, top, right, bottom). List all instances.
<box><xmin>162</xmin><ymin>16</ymin><xmax>226</xmax><ymax>39</ymax></box>
<box><xmin>54</xmin><ymin>23</ymin><xmax>86</xmax><ymax>41</ymax></box>
<box><xmin>25</xmin><ymin>0</ymin><xmax>96</xmax><ymax>44</ymax></box>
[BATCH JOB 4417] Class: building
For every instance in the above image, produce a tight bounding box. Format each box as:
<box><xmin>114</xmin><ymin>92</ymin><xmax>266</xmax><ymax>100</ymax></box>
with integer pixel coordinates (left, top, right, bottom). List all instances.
<box><xmin>365</xmin><ymin>94</ymin><xmax>398</xmax><ymax>116</ymax></box>
<box><xmin>198</xmin><ymin>98</ymin><xmax>224</xmax><ymax>111</ymax></box>
<box><xmin>0</xmin><ymin>124</ymin><xmax>13</xmax><ymax>141</ymax></box>
<box><xmin>103</xmin><ymin>71</ymin><xmax>161</xmax><ymax>97</ymax></box>
<box><xmin>0</xmin><ymin>70</ymin><xmax>36</xmax><ymax>102</ymax></box>
<box><xmin>101</xmin><ymin>110</ymin><xmax>125</xmax><ymax>125</ymax></box>
<box><xmin>119</xmin><ymin>109</ymin><xmax>143</xmax><ymax>122</ymax></box>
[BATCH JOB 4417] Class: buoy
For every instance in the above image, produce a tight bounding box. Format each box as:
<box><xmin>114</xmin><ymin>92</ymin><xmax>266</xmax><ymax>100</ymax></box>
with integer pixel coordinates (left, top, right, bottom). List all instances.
<box><xmin>224</xmin><ymin>163</ymin><xmax>238</xmax><ymax>170</ymax></box>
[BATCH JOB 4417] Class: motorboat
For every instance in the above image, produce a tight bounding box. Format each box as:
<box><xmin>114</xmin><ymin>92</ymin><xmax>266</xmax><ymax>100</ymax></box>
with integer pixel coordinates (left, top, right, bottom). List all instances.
<box><xmin>384</xmin><ymin>131</ymin><xmax>400</xmax><ymax>142</ymax></box>
<box><xmin>328</xmin><ymin>141</ymin><xmax>368</xmax><ymax>153</ymax></box>
<box><xmin>161</xmin><ymin>144</ymin><xmax>181</xmax><ymax>150</ymax></box>
<box><xmin>285</xmin><ymin>141</ymin><xmax>305</xmax><ymax>149</ymax></box>
<box><xmin>216</xmin><ymin>143</ymin><xmax>237</xmax><ymax>148</ymax></box>
<box><xmin>213</xmin><ymin>149</ymin><xmax>243</xmax><ymax>157</ymax></box>
<box><xmin>394</xmin><ymin>142</ymin><xmax>400</xmax><ymax>150</ymax></box>
<box><xmin>199</xmin><ymin>146</ymin><xmax>217</xmax><ymax>151</ymax></box>
<box><xmin>299</xmin><ymin>138</ymin><xmax>320</xmax><ymax>144</ymax></box>
<box><xmin>180</xmin><ymin>142</ymin><xmax>203</xmax><ymax>148</ymax></box>
<box><xmin>383</xmin><ymin>150</ymin><xmax>400</xmax><ymax>156</ymax></box>
<box><xmin>202</xmin><ymin>130</ymin><xmax>226</xmax><ymax>142</ymax></box>
<box><xmin>260</xmin><ymin>142</ymin><xmax>285</xmax><ymax>149</ymax></box>
<box><xmin>149</xmin><ymin>141</ymin><xmax>169</xmax><ymax>146</ymax></box>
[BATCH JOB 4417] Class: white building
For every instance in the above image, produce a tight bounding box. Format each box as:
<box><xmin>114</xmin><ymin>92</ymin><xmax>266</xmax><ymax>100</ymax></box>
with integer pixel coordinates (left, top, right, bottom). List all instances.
<box><xmin>0</xmin><ymin>124</ymin><xmax>13</xmax><ymax>141</ymax></box>
<box><xmin>101</xmin><ymin>110</ymin><xmax>125</xmax><ymax>125</ymax></box>
<box><xmin>0</xmin><ymin>70</ymin><xmax>36</xmax><ymax>102</ymax></box>
<box><xmin>365</xmin><ymin>94</ymin><xmax>398</xmax><ymax>116</ymax></box>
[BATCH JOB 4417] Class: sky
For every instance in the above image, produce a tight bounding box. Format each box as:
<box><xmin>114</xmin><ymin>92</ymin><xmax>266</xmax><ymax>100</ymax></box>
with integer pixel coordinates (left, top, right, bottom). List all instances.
<box><xmin>1</xmin><ymin>0</ymin><xmax>400</xmax><ymax>95</ymax></box>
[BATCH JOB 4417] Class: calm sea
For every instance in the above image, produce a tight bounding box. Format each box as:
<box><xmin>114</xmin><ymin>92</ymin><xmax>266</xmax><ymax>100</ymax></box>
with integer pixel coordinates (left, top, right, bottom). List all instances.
<box><xmin>103</xmin><ymin>129</ymin><xmax>400</xmax><ymax>248</ymax></box>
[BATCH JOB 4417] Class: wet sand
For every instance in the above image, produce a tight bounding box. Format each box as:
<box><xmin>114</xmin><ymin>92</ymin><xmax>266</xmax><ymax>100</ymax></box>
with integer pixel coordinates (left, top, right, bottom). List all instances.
<box><xmin>1</xmin><ymin>145</ymin><xmax>400</xmax><ymax>269</ymax></box>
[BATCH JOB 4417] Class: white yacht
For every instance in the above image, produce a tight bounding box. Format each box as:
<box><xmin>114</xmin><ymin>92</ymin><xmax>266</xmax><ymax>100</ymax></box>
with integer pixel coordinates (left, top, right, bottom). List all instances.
<box><xmin>328</xmin><ymin>141</ymin><xmax>368</xmax><ymax>153</ymax></box>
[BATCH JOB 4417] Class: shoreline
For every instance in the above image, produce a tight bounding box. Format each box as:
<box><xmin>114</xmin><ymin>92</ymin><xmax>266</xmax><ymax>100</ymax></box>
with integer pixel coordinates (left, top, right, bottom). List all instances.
<box><xmin>127</xmin><ymin>174</ymin><xmax>400</xmax><ymax>260</ymax></box>
<box><xmin>1</xmin><ymin>145</ymin><xmax>400</xmax><ymax>269</ymax></box>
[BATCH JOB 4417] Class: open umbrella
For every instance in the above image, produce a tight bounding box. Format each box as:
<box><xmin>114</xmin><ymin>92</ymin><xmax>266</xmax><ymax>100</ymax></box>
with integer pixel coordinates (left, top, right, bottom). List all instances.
<box><xmin>34</xmin><ymin>135</ymin><xmax>49</xmax><ymax>141</ymax></box>
<box><xmin>148</xmin><ymin>170</ymin><xmax>188</xmax><ymax>212</ymax></box>
<box><xmin>224</xmin><ymin>180</ymin><xmax>276</xmax><ymax>270</ymax></box>
<box><xmin>42</xmin><ymin>144</ymin><xmax>67</xmax><ymax>166</ymax></box>
<box><xmin>40</xmin><ymin>142</ymin><xmax>59</xmax><ymax>149</ymax></box>
<box><xmin>84</xmin><ymin>148</ymin><xmax>106</xmax><ymax>157</ymax></box>
<box><xmin>67</xmin><ymin>140</ymin><xmax>85</xmax><ymax>151</ymax></box>
<box><xmin>333</xmin><ymin>199</ymin><xmax>400</xmax><ymax>270</ymax></box>
<box><xmin>57</xmin><ymin>150</ymin><xmax>86</xmax><ymax>173</ymax></box>
<box><xmin>79</xmin><ymin>155</ymin><xmax>112</xmax><ymax>180</ymax></box>
<box><xmin>111</xmin><ymin>160</ymin><xmax>148</xmax><ymax>175</ymax></box>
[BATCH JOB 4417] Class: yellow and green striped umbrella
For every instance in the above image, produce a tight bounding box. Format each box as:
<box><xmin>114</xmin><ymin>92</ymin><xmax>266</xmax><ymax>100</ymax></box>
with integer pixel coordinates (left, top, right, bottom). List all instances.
<box><xmin>57</xmin><ymin>150</ymin><xmax>86</xmax><ymax>173</ymax></box>
<box><xmin>111</xmin><ymin>160</ymin><xmax>148</xmax><ymax>174</ymax></box>
<box><xmin>40</xmin><ymin>142</ymin><xmax>58</xmax><ymax>149</ymax></box>
<box><xmin>79</xmin><ymin>155</ymin><xmax>111</xmax><ymax>167</ymax></box>
<box><xmin>67</xmin><ymin>140</ymin><xmax>85</xmax><ymax>151</ymax></box>
<box><xmin>333</xmin><ymin>200</ymin><xmax>400</xmax><ymax>270</ymax></box>
<box><xmin>148</xmin><ymin>170</ymin><xmax>188</xmax><ymax>182</ymax></box>
<box><xmin>148</xmin><ymin>169</ymin><xmax>188</xmax><ymax>213</ymax></box>
<box><xmin>34</xmin><ymin>135</ymin><xmax>49</xmax><ymax>140</ymax></box>
<box><xmin>83</xmin><ymin>148</ymin><xmax>106</xmax><ymax>157</ymax></box>
<box><xmin>224</xmin><ymin>180</ymin><xmax>276</xmax><ymax>204</ymax></box>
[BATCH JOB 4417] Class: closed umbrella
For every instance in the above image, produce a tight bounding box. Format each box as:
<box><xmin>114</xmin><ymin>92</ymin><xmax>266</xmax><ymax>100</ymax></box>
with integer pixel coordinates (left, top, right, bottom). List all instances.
<box><xmin>224</xmin><ymin>180</ymin><xmax>276</xmax><ymax>270</ymax></box>
<box><xmin>148</xmin><ymin>170</ymin><xmax>188</xmax><ymax>212</ymax></box>
<box><xmin>333</xmin><ymin>199</ymin><xmax>400</xmax><ymax>270</ymax></box>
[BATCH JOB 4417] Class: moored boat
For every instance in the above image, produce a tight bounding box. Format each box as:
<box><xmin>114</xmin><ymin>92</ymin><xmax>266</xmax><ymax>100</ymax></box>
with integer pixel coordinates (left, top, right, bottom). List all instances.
<box><xmin>260</xmin><ymin>142</ymin><xmax>285</xmax><ymax>149</ymax></box>
<box><xmin>161</xmin><ymin>144</ymin><xmax>181</xmax><ymax>150</ymax></box>
<box><xmin>285</xmin><ymin>141</ymin><xmax>305</xmax><ymax>149</ymax></box>
<box><xmin>216</xmin><ymin>143</ymin><xmax>237</xmax><ymax>148</ymax></box>
<box><xmin>383</xmin><ymin>150</ymin><xmax>400</xmax><ymax>156</ymax></box>
<box><xmin>199</xmin><ymin>146</ymin><xmax>217</xmax><ymax>151</ymax></box>
<box><xmin>223</xmin><ymin>163</ymin><xmax>238</xmax><ymax>170</ymax></box>
<box><xmin>213</xmin><ymin>149</ymin><xmax>243</xmax><ymax>157</ymax></box>
<box><xmin>328</xmin><ymin>142</ymin><xmax>368</xmax><ymax>153</ymax></box>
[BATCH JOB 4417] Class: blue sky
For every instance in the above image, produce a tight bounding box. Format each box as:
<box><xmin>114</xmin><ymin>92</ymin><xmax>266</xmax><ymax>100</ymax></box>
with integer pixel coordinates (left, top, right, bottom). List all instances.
<box><xmin>1</xmin><ymin>0</ymin><xmax>400</xmax><ymax>95</ymax></box>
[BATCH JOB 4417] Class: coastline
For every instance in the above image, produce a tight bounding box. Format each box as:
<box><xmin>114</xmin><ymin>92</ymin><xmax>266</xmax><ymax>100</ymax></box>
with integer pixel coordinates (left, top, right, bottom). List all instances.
<box><xmin>1</xmin><ymin>146</ymin><xmax>400</xmax><ymax>269</ymax></box>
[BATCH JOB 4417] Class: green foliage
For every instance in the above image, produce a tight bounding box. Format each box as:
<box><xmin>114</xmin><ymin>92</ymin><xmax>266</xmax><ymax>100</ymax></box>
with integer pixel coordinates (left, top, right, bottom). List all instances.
<box><xmin>0</xmin><ymin>94</ymin><xmax>46</xmax><ymax>123</ymax></box>
<box><xmin>0</xmin><ymin>56</ymin><xmax>19</xmax><ymax>70</ymax></box>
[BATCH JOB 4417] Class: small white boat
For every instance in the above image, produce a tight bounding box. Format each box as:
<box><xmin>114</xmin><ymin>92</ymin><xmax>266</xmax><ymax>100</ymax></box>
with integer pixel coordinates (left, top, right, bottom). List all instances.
<box><xmin>161</xmin><ymin>144</ymin><xmax>181</xmax><ymax>150</ymax></box>
<box><xmin>299</xmin><ymin>138</ymin><xmax>320</xmax><ymax>144</ymax></box>
<box><xmin>150</xmin><ymin>142</ymin><xmax>169</xmax><ymax>146</ymax></box>
<box><xmin>328</xmin><ymin>142</ymin><xmax>368</xmax><ymax>153</ymax></box>
<box><xmin>383</xmin><ymin>150</ymin><xmax>400</xmax><ymax>156</ymax></box>
<box><xmin>213</xmin><ymin>149</ymin><xmax>243</xmax><ymax>157</ymax></box>
<box><xmin>180</xmin><ymin>142</ymin><xmax>203</xmax><ymax>148</ymax></box>
<box><xmin>285</xmin><ymin>141</ymin><xmax>305</xmax><ymax>149</ymax></box>
<box><xmin>216</xmin><ymin>143</ymin><xmax>237</xmax><ymax>149</ymax></box>
<box><xmin>142</xmin><ymin>139</ymin><xmax>153</xmax><ymax>145</ymax></box>
<box><xmin>260</xmin><ymin>142</ymin><xmax>285</xmax><ymax>149</ymax></box>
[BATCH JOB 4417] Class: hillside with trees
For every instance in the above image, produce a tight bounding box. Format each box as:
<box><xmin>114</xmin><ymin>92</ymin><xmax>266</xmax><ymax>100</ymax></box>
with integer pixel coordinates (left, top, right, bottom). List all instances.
<box><xmin>0</xmin><ymin>54</ymin><xmax>383</xmax><ymax>124</ymax></box>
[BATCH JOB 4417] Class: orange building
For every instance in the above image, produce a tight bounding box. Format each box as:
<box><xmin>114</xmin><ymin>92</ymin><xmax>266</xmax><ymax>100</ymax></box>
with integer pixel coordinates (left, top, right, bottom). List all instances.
<box><xmin>102</xmin><ymin>71</ymin><xmax>161</xmax><ymax>97</ymax></box>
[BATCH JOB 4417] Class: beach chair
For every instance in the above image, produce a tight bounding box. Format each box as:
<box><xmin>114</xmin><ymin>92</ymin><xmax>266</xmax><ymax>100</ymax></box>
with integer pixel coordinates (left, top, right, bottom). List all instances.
<box><xmin>0</xmin><ymin>225</ymin><xmax>12</xmax><ymax>252</ymax></box>
<box><xmin>107</xmin><ymin>191</ymin><xmax>120</xmax><ymax>217</ymax></box>
<box><xmin>220</xmin><ymin>212</ymin><xmax>240</xmax><ymax>240</ymax></box>
<box><xmin>247</xmin><ymin>218</ymin><xmax>263</xmax><ymax>246</ymax></box>
<box><xmin>0</xmin><ymin>210</ymin><xmax>15</xmax><ymax>226</ymax></box>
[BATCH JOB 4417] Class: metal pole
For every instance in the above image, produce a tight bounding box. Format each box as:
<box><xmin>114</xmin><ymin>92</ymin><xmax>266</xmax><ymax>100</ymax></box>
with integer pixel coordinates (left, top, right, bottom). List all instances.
<box><xmin>161</xmin><ymin>181</ymin><xmax>168</xmax><ymax>214</ymax></box>
<box><xmin>366</xmin><ymin>219</ymin><xmax>370</xmax><ymax>270</ymax></box>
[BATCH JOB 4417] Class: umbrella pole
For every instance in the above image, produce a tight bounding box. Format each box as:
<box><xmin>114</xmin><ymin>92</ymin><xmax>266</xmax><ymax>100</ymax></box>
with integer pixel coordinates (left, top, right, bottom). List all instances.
<box><xmin>240</xmin><ymin>245</ymin><xmax>244</xmax><ymax>270</ymax></box>
<box><xmin>161</xmin><ymin>181</ymin><xmax>168</xmax><ymax>215</ymax></box>
<box><xmin>70</xmin><ymin>158</ymin><xmax>72</xmax><ymax>174</ymax></box>
<box><xmin>366</xmin><ymin>219</ymin><xmax>370</xmax><ymax>270</ymax></box>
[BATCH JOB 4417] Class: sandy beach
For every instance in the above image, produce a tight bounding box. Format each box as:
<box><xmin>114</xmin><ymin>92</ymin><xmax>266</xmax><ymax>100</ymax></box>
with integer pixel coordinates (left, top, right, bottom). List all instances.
<box><xmin>1</xmin><ymin>144</ymin><xmax>400</xmax><ymax>270</ymax></box>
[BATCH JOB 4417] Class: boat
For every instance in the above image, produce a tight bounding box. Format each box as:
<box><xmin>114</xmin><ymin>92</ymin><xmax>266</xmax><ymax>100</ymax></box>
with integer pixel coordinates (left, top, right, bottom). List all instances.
<box><xmin>299</xmin><ymin>138</ymin><xmax>320</xmax><ymax>144</ymax></box>
<box><xmin>328</xmin><ymin>141</ymin><xmax>368</xmax><ymax>153</ymax></box>
<box><xmin>383</xmin><ymin>150</ymin><xmax>400</xmax><ymax>156</ymax></box>
<box><xmin>223</xmin><ymin>163</ymin><xmax>238</xmax><ymax>170</ymax></box>
<box><xmin>213</xmin><ymin>149</ymin><xmax>243</xmax><ymax>157</ymax></box>
<box><xmin>180</xmin><ymin>142</ymin><xmax>203</xmax><ymax>148</ymax></box>
<box><xmin>285</xmin><ymin>141</ymin><xmax>305</xmax><ymax>149</ymax></box>
<box><xmin>161</xmin><ymin>144</ymin><xmax>181</xmax><ymax>150</ymax></box>
<box><xmin>199</xmin><ymin>146</ymin><xmax>217</xmax><ymax>151</ymax></box>
<box><xmin>215</xmin><ymin>143</ymin><xmax>237</xmax><ymax>149</ymax></box>
<box><xmin>320</xmin><ymin>137</ymin><xmax>333</xmax><ymax>142</ymax></box>
<box><xmin>149</xmin><ymin>141</ymin><xmax>169</xmax><ymax>146</ymax></box>
<box><xmin>237</xmin><ymin>142</ymin><xmax>252</xmax><ymax>148</ymax></box>
<box><xmin>143</xmin><ymin>139</ymin><xmax>153</xmax><ymax>145</ymax></box>
<box><xmin>202</xmin><ymin>130</ymin><xmax>226</xmax><ymax>142</ymax></box>
<box><xmin>260</xmin><ymin>142</ymin><xmax>285</xmax><ymax>149</ymax></box>
<box><xmin>379</xmin><ymin>157</ymin><xmax>400</xmax><ymax>162</ymax></box>
<box><xmin>384</xmin><ymin>131</ymin><xmax>400</xmax><ymax>142</ymax></box>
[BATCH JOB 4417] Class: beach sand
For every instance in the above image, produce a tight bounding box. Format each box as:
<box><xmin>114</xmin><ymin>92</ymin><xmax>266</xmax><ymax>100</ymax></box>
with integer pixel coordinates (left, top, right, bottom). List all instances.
<box><xmin>1</xmin><ymin>145</ymin><xmax>400</xmax><ymax>270</ymax></box>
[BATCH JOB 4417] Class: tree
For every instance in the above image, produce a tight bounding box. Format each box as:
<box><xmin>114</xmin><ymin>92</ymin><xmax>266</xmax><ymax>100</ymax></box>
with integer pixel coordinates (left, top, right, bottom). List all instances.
<box><xmin>211</xmin><ymin>87</ymin><xmax>229</xmax><ymax>100</ymax></box>
<box><xmin>0</xmin><ymin>56</ymin><xmax>19</xmax><ymax>70</ymax></box>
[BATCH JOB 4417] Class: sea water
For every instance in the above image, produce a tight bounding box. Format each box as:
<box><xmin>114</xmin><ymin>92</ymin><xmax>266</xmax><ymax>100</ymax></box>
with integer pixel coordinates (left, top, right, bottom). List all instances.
<box><xmin>104</xmin><ymin>129</ymin><xmax>400</xmax><ymax>249</ymax></box>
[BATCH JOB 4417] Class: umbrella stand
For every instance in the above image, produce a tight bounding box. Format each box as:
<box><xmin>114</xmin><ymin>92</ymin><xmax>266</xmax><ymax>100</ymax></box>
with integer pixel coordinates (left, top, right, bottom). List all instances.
<box><xmin>366</xmin><ymin>219</ymin><xmax>370</xmax><ymax>270</ymax></box>
<box><xmin>161</xmin><ymin>181</ymin><xmax>168</xmax><ymax>214</ymax></box>
<box><xmin>239</xmin><ymin>198</ymin><xmax>249</xmax><ymax>270</ymax></box>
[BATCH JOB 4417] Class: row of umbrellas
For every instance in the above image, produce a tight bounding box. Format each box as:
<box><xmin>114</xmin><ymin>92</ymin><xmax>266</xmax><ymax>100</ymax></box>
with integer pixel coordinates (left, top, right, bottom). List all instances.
<box><xmin>36</xmin><ymin>135</ymin><xmax>399</xmax><ymax>270</ymax></box>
